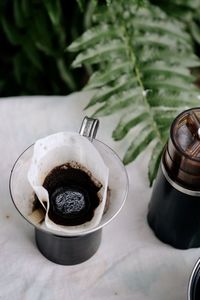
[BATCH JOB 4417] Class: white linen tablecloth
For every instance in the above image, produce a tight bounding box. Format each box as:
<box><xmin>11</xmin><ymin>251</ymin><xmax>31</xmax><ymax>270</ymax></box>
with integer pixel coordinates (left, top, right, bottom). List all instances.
<box><xmin>0</xmin><ymin>92</ymin><xmax>199</xmax><ymax>300</ymax></box>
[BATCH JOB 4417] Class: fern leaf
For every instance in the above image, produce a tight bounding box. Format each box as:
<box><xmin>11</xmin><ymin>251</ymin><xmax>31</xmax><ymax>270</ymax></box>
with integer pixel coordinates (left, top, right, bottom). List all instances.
<box><xmin>133</xmin><ymin>17</ymin><xmax>191</xmax><ymax>42</ymax></box>
<box><xmin>139</xmin><ymin>47</ymin><xmax>200</xmax><ymax>67</ymax></box>
<box><xmin>57</xmin><ymin>59</ymin><xmax>77</xmax><ymax>91</ymax></box>
<box><xmin>93</xmin><ymin>88</ymin><xmax>143</xmax><ymax>117</ymax></box>
<box><xmin>44</xmin><ymin>0</ymin><xmax>61</xmax><ymax>27</ymax></box>
<box><xmin>69</xmin><ymin>1</ymin><xmax>200</xmax><ymax>184</ymax></box>
<box><xmin>85</xmin><ymin>76</ymin><xmax>137</xmax><ymax>108</ymax></box>
<box><xmin>148</xmin><ymin>141</ymin><xmax>163</xmax><ymax>187</ymax></box>
<box><xmin>148</xmin><ymin>92</ymin><xmax>200</xmax><ymax>107</ymax></box>
<box><xmin>152</xmin><ymin>107</ymin><xmax>183</xmax><ymax>114</ymax></box>
<box><xmin>190</xmin><ymin>21</ymin><xmax>200</xmax><ymax>44</ymax></box>
<box><xmin>142</xmin><ymin>62</ymin><xmax>195</xmax><ymax>82</ymax></box>
<box><xmin>31</xmin><ymin>11</ymin><xmax>53</xmax><ymax>56</ymax></box>
<box><xmin>154</xmin><ymin>114</ymin><xmax>178</xmax><ymax>127</ymax></box>
<box><xmin>143</xmin><ymin>78</ymin><xmax>196</xmax><ymax>92</ymax></box>
<box><xmin>135</xmin><ymin>34</ymin><xmax>192</xmax><ymax>51</ymax></box>
<box><xmin>160</xmin><ymin>128</ymin><xmax>170</xmax><ymax>141</ymax></box>
<box><xmin>112</xmin><ymin>108</ymin><xmax>149</xmax><ymax>140</ymax></box>
<box><xmin>85</xmin><ymin>62</ymin><xmax>131</xmax><ymax>89</ymax></box>
<box><xmin>76</xmin><ymin>0</ymin><xmax>85</xmax><ymax>11</ymax></box>
<box><xmin>72</xmin><ymin>40</ymin><xmax>126</xmax><ymax>67</ymax></box>
<box><xmin>1</xmin><ymin>16</ymin><xmax>21</xmax><ymax>45</ymax></box>
<box><xmin>123</xmin><ymin>126</ymin><xmax>156</xmax><ymax>164</ymax></box>
<box><xmin>68</xmin><ymin>25</ymin><xmax>117</xmax><ymax>52</ymax></box>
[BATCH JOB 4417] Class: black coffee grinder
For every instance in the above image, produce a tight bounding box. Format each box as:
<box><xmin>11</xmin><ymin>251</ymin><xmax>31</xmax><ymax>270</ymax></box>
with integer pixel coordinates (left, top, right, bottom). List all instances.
<box><xmin>148</xmin><ymin>108</ymin><xmax>200</xmax><ymax>249</ymax></box>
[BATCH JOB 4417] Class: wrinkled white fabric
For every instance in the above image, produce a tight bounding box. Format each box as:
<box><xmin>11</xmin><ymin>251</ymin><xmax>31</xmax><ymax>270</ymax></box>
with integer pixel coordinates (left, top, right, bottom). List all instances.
<box><xmin>0</xmin><ymin>93</ymin><xmax>199</xmax><ymax>300</ymax></box>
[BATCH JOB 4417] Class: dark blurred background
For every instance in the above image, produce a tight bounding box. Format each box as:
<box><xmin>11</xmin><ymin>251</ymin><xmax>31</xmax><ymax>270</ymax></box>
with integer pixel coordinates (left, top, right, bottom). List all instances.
<box><xmin>0</xmin><ymin>0</ymin><xmax>93</xmax><ymax>97</ymax></box>
<box><xmin>1</xmin><ymin>0</ymin><xmax>200</xmax><ymax>97</ymax></box>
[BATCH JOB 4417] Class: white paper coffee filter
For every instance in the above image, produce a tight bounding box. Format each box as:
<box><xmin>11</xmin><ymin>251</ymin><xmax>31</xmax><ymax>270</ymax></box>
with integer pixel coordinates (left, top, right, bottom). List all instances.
<box><xmin>27</xmin><ymin>132</ymin><xmax>109</xmax><ymax>234</ymax></box>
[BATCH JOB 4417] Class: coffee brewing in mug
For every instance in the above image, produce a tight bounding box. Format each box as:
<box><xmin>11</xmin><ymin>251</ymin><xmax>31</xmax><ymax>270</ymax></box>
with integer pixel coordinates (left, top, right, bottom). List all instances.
<box><xmin>9</xmin><ymin>117</ymin><xmax>128</xmax><ymax>265</ymax></box>
<box><xmin>148</xmin><ymin>108</ymin><xmax>200</xmax><ymax>249</ymax></box>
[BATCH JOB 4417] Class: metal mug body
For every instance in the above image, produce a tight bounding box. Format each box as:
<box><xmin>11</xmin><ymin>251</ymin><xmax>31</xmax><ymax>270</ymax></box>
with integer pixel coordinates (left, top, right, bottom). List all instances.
<box><xmin>148</xmin><ymin>109</ymin><xmax>200</xmax><ymax>249</ymax></box>
<box><xmin>147</xmin><ymin>160</ymin><xmax>200</xmax><ymax>249</ymax></box>
<box><xmin>35</xmin><ymin>227</ymin><xmax>102</xmax><ymax>265</ymax></box>
<box><xmin>188</xmin><ymin>258</ymin><xmax>200</xmax><ymax>300</ymax></box>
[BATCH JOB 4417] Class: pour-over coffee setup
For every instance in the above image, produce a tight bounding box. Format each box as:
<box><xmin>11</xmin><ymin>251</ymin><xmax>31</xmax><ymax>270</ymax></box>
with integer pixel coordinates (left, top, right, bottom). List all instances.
<box><xmin>9</xmin><ymin>116</ymin><xmax>128</xmax><ymax>265</ymax></box>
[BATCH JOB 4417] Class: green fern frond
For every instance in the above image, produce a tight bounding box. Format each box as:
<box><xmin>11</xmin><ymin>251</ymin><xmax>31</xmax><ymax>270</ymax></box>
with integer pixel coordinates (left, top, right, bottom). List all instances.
<box><xmin>123</xmin><ymin>125</ymin><xmax>157</xmax><ymax>164</ymax></box>
<box><xmin>190</xmin><ymin>21</ymin><xmax>200</xmax><ymax>44</ymax></box>
<box><xmin>132</xmin><ymin>17</ymin><xmax>191</xmax><ymax>42</ymax></box>
<box><xmin>150</xmin><ymin>0</ymin><xmax>200</xmax><ymax>45</ymax></box>
<box><xmin>67</xmin><ymin>25</ymin><xmax>117</xmax><ymax>52</ymax></box>
<box><xmin>112</xmin><ymin>108</ymin><xmax>149</xmax><ymax>140</ymax></box>
<box><xmin>85</xmin><ymin>62</ymin><xmax>131</xmax><ymax>89</ymax></box>
<box><xmin>148</xmin><ymin>141</ymin><xmax>163</xmax><ymax>186</ymax></box>
<box><xmin>142</xmin><ymin>62</ymin><xmax>195</xmax><ymax>81</ymax></box>
<box><xmin>69</xmin><ymin>0</ymin><xmax>200</xmax><ymax>185</ymax></box>
<box><xmin>148</xmin><ymin>92</ymin><xmax>200</xmax><ymax>107</ymax></box>
<box><xmin>93</xmin><ymin>88</ymin><xmax>143</xmax><ymax>117</ymax></box>
<box><xmin>71</xmin><ymin>40</ymin><xmax>126</xmax><ymax>67</ymax></box>
<box><xmin>85</xmin><ymin>76</ymin><xmax>137</xmax><ymax>109</ymax></box>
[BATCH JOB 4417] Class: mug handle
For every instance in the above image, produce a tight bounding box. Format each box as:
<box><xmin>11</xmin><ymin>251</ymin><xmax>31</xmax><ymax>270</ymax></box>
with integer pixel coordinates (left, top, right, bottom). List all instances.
<box><xmin>79</xmin><ymin>116</ymin><xmax>99</xmax><ymax>142</ymax></box>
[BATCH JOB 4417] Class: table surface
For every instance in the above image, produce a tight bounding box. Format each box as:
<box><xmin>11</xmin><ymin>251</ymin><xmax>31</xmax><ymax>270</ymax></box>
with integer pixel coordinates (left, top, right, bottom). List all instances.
<box><xmin>0</xmin><ymin>92</ymin><xmax>199</xmax><ymax>300</ymax></box>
